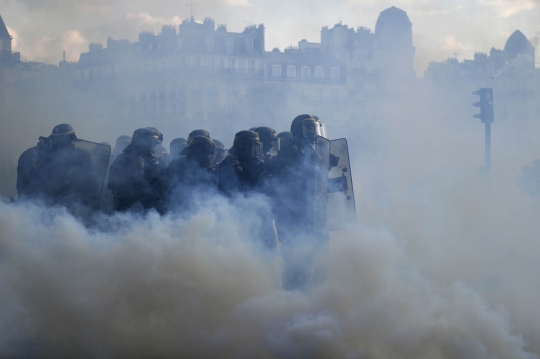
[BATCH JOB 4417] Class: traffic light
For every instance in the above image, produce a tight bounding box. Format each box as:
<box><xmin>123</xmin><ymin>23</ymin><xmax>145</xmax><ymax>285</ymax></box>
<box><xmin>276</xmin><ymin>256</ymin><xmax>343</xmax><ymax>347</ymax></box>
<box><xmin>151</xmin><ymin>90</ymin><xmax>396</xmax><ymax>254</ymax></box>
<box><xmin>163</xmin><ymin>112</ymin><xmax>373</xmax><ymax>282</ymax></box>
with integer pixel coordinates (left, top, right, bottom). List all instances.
<box><xmin>472</xmin><ymin>88</ymin><xmax>494</xmax><ymax>124</ymax></box>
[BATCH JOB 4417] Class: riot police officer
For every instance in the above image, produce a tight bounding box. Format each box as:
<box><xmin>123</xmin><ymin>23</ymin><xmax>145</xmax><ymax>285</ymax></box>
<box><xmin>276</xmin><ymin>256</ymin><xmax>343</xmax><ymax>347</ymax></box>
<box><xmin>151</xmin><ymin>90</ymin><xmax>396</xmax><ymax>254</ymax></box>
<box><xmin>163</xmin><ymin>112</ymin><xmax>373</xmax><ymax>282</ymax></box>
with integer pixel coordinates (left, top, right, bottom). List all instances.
<box><xmin>187</xmin><ymin>129</ymin><xmax>210</xmax><ymax>144</ymax></box>
<box><xmin>254</xmin><ymin>127</ymin><xmax>280</xmax><ymax>162</ymax></box>
<box><xmin>108</xmin><ymin>127</ymin><xmax>167</xmax><ymax>214</ymax></box>
<box><xmin>168</xmin><ymin>138</ymin><xmax>188</xmax><ymax>163</ymax></box>
<box><xmin>217</xmin><ymin>130</ymin><xmax>265</xmax><ymax>196</ymax></box>
<box><xmin>270</xmin><ymin>114</ymin><xmax>334</xmax><ymax>289</ymax></box>
<box><xmin>100</xmin><ymin>136</ymin><xmax>131</xmax><ymax>214</ymax></box>
<box><xmin>146</xmin><ymin>127</ymin><xmax>168</xmax><ymax>169</ymax></box>
<box><xmin>277</xmin><ymin>131</ymin><xmax>293</xmax><ymax>149</ymax></box>
<box><xmin>167</xmin><ymin>136</ymin><xmax>218</xmax><ymax>211</ymax></box>
<box><xmin>17</xmin><ymin>124</ymin><xmax>99</xmax><ymax>212</ymax></box>
<box><xmin>110</xmin><ymin>135</ymin><xmax>131</xmax><ymax>164</ymax></box>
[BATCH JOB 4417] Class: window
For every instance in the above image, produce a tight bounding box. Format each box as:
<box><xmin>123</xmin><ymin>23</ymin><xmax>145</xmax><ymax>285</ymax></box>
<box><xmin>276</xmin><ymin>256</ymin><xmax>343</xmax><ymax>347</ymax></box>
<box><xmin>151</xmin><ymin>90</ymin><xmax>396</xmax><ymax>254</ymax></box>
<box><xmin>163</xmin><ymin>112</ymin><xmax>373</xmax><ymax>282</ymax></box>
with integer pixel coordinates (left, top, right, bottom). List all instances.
<box><xmin>225</xmin><ymin>38</ymin><xmax>234</xmax><ymax>54</ymax></box>
<box><xmin>272</xmin><ymin>65</ymin><xmax>281</xmax><ymax>77</ymax></box>
<box><xmin>301</xmin><ymin>66</ymin><xmax>310</xmax><ymax>78</ymax></box>
<box><xmin>227</xmin><ymin>59</ymin><xmax>235</xmax><ymax>69</ymax></box>
<box><xmin>332</xmin><ymin>89</ymin><xmax>339</xmax><ymax>97</ymax></box>
<box><xmin>287</xmin><ymin>65</ymin><xmax>296</xmax><ymax>78</ymax></box>
<box><xmin>195</xmin><ymin>57</ymin><xmax>201</xmax><ymax>67</ymax></box>
<box><xmin>248</xmin><ymin>60</ymin><xmax>255</xmax><ymax>70</ymax></box>
<box><xmin>245</xmin><ymin>39</ymin><xmax>254</xmax><ymax>54</ymax></box>
<box><xmin>316</xmin><ymin>89</ymin><xmax>323</xmax><ymax>97</ymax></box>
<box><xmin>331</xmin><ymin>67</ymin><xmax>340</xmax><ymax>79</ymax></box>
<box><xmin>315</xmin><ymin>67</ymin><xmax>324</xmax><ymax>79</ymax></box>
<box><xmin>208</xmin><ymin>58</ymin><xmax>215</xmax><ymax>67</ymax></box>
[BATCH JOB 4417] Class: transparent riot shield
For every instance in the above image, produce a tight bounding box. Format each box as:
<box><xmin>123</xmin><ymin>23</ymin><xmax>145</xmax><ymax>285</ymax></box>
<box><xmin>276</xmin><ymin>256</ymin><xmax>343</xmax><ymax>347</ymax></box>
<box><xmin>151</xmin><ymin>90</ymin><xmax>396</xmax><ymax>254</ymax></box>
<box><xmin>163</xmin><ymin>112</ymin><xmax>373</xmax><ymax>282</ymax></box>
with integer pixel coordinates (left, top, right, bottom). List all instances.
<box><xmin>313</xmin><ymin>136</ymin><xmax>331</xmax><ymax>234</ymax></box>
<box><xmin>327</xmin><ymin>138</ymin><xmax>357</xmax><ymax>230</ymax></box>
<box><xmin>72</xmin><ymin>139</ymin><xmax>111</xmax><ymax>212</ymax></box>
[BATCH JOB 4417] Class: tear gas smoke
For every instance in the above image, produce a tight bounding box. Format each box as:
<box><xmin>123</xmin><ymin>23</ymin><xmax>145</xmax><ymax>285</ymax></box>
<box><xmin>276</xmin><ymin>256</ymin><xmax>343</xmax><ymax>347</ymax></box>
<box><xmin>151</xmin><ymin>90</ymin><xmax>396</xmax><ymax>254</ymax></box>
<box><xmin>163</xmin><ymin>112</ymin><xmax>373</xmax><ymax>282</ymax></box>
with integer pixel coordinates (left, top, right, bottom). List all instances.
<box><xmin>2</xmin><ymin>7</ymin><xmax>540</xmax><ymax>358</ymax></box>
<box><xmin>1</xmin><ymin>166</ymin><xmax>540</xmax><ymax>358</ymax></box>
<box><xmin>3</xmin><ymin>91</ymin><xmax>540</xmax><ymax>357</ymax></box>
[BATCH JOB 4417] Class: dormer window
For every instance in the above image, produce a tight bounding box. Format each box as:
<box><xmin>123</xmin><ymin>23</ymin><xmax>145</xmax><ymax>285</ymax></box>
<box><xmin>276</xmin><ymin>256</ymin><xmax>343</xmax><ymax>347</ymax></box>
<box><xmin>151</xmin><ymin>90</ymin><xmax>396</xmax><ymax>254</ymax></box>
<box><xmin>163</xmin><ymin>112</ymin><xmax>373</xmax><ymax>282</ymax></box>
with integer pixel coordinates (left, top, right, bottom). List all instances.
<box><xmin>301</xmin><ymin>66</ymin><xmax>310</xmax><ymax>78</ymax></box>
<box><xmin>331</xmin><ymin>67</ymin><xmax>340</xmax><ymax>79</ymax></box>
<box><xmin>273</xmin><ymin>65</ymin><xmax>281</xmax><ymax>77</ymax></box>
<box><xmin>315</xmin><ymin>67</ymin><xmax>324</xmax><ymax>79</ymax></box>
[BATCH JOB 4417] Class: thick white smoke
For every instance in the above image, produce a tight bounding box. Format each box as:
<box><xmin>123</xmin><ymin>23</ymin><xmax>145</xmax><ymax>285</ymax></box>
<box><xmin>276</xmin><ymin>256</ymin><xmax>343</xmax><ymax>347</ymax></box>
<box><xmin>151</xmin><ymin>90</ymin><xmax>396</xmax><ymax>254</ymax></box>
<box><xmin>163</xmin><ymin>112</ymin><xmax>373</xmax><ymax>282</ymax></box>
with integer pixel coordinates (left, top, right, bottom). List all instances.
<box><xmin>1</xmin><ymin>7</ymin><xmax>540</xmax><ymax>357</ymax></box>
<box><xmin>1</xmin><ymin>156</ymin><xmax>540</xmax><ymax>359</ymax></box>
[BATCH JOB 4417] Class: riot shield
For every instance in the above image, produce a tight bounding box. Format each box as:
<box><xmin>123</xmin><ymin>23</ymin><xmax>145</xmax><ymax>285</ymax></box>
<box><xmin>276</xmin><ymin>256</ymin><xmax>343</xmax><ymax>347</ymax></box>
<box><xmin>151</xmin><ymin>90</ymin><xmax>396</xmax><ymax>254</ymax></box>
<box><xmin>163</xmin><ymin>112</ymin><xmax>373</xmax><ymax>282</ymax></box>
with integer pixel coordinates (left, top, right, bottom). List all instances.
<box><xmin>72</xmin><ymin>139</ymin><xmax>111</xmax><ymax>212</ymax></box>
<box><xmin>327</xmin><ymin>138</ymin><xmax>357</xmax><ymax>230</ymax></box>
<box><xmin>313</xmin><ymin>136</ymin><xmax>331</xmax><ymax>234</ymax></box>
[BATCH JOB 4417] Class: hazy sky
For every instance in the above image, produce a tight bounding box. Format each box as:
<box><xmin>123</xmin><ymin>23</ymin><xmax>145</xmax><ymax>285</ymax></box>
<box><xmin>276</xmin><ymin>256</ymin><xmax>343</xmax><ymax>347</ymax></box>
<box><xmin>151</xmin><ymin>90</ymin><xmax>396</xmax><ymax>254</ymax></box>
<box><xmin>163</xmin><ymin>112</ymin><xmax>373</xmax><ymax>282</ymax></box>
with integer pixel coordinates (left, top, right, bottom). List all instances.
<box><xmin>1</xmin><ymin>0</ymin><xmax>539</xmax><ymax>75</ymax></box>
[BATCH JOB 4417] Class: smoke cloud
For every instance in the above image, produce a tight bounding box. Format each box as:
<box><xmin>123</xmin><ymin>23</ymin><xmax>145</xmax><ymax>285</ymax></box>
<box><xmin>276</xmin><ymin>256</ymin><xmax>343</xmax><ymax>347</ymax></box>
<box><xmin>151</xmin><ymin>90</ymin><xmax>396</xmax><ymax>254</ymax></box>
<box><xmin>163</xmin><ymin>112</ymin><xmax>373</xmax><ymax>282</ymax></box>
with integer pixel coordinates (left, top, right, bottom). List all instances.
<box><xmin>1</xmin><ymin>165</ymin><xmax>540</xmax><ymax>358</ymax></box>
<box><xmin>1</xmin><ymin>1</ymin><xmax>540</xmax><ymax>357</ymax></box>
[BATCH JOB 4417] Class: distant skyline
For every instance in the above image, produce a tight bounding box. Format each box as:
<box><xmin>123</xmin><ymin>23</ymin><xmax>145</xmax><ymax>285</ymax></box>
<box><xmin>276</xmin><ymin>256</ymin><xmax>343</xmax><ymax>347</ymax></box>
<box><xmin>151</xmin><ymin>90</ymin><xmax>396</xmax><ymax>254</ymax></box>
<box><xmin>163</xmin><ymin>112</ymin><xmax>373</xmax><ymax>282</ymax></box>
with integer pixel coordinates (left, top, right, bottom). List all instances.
<box><xmin>1</xmin><ymin>0</ymin><xmax>539</xmax><ymax>75</ymax></box>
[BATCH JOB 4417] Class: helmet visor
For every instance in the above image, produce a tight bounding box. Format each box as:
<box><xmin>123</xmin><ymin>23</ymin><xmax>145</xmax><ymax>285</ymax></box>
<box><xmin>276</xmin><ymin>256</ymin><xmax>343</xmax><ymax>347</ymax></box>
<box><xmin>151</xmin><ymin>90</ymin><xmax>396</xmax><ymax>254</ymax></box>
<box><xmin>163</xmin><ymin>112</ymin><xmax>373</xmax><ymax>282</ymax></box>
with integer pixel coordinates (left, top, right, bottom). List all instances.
<box><xmin>269</xmin><ymin>137</ymin><xmax>280</xmax><ymax>156</ymax></box>
<box><xmin>251</xmin><ymin>142</ymin><xmax>263</xmax><ymax>160</ymax></box>
<box><xmin>208</xmin><ymin>152</ymin><xmax>217</xmax><ymax>166</ymax></box>
<box><xmin>301</xmin><ymin>118</ymin><xmax>324</xmax><ymax>139</ymax></box>
<box><xmin>150</xmin><ymin>140</ymin><xmax>160</xmax><ymax>157</ymax></box>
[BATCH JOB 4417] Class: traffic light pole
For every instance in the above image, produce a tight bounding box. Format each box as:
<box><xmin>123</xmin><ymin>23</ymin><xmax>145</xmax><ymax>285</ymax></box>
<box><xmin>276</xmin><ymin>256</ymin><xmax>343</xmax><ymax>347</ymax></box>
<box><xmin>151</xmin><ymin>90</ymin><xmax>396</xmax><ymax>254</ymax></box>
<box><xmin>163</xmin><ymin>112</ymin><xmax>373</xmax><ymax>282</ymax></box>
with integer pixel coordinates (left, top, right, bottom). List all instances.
<box><xmin>472</xmin><ymin>88</ymin><xmax>494</xmax><ymax>181</ymax></box>
<box><xmin>485</xmin><ymin>122</ymin><xmax>491</xmax><ymax>176</ymax></box>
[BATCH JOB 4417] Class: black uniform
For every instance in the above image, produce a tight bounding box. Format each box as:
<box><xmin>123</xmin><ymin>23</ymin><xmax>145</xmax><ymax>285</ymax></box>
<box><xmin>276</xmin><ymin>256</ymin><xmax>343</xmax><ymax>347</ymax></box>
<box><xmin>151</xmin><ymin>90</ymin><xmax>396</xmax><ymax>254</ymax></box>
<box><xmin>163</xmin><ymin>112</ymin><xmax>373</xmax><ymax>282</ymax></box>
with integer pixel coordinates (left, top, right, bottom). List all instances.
<box><xmin>167</xmin><ymin>136</ymin><xmax>218</xmax><ymax>211</ymax></box>
<box><xmin>108</xmin><ymin>128</ymin><xmax>167</xmax><ymax>214</ymax></box>
<box><xmin>17</xmin><ymin>125</ymin><xmax>98</xmax><ymax>209</ymax></box>
<box><xmin>17</xmin><ymin>139</ymin><xmax>47</xmax><ymax>200</ymax></box>
<box><xmin>269</xmin><ymin>115</ymin><xmax>333</xmax><ymax>289</ymax></box>
<box><xmin>218</xmin><ymin>131</ymin><xmax>276</xmax><ymax>249</ymax></box>
<box><xmin>217</xmin><ymin>131</ymin><xmax>265</xmax><ymax>196</ymax></box>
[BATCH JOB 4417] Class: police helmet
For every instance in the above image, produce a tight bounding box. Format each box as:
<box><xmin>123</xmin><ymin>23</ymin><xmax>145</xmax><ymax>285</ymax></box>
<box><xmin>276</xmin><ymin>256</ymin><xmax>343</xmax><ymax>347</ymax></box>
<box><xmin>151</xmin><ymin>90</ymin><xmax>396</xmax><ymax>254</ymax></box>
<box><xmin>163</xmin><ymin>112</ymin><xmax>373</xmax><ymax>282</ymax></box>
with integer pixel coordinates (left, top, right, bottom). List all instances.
<box><xmin>49</xmin><ymin>123</ymin><xmax>77</xmax><ymax>149</ymax></box>
<box><xmin>254</xmin><ymin>127</ymin><xmax>280</xmax><ymax>156</ymax></box>
<box><xmin>290</xmin><ymin>114</ymin><xmax>327</xmax><ymax>142</ymax></box>
<box><xmin>146</xmin><ymin>127</ymin><xmax>163</xmax><ymax>144</ymax></box>
<box><xmin>277</xmin><ymin>131</ymin><xmax>293</xmax><ymax>144</ymax></box>
<box><xmin>187</xmin><ymin>129</ymin><xmax>210</xmax><ymax>144</ymax></box>
<box><xmin>182</xmin><ymin>135</ymin><xmax>216</xmax><ymax>166</ymax></box>
<box><xmin>170</xmin><ymin>137</ymin><xmax>188</xmax><ymax>155</ymax></box>
<box><xmin>132</xmin><ymin>127</ymin><xmax>161</xmax><ymax>157</ymax></box>
<box><xmin>115</xmin><ymin>135</ymin><xmax>132</xmax><ymax>146</ymax></box>
<box><xmin>112</xmin><ymin>135</ymin><xmax>131</xmax><ymax>157</ymax></box>
<box><xmin>233</xmin><ymin>130</ymin><xmax>263</xmax><ymax>160</ymax></box>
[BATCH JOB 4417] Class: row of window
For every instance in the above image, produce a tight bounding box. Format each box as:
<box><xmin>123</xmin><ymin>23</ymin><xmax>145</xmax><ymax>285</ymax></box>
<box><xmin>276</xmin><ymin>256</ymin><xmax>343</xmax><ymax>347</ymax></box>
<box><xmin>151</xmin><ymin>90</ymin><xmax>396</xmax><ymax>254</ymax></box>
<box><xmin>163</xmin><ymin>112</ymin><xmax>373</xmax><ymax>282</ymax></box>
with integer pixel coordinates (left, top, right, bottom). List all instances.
<box><xmin>138</xmin><ymin>37</ymin><xmax>256</xmax><ymax>56</ymax></box>
<box><xmin>272</xmin><ymin>65</ymin><xmax>340</xmax><ymax>79</ymax></box>
<box><xmin>130</xmin><ymin>102</ymin><xmax>227</xmax><ymax>116</ymax></box>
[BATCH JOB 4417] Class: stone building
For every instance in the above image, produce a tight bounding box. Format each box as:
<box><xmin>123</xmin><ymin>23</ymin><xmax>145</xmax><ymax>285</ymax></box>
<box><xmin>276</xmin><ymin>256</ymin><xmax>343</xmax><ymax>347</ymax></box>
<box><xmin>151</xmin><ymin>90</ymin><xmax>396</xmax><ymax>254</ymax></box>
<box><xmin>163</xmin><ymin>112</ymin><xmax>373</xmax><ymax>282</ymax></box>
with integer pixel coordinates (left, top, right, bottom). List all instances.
<box><xmin>73</xmin><ymin>7</ymin><xmax>417</xmax><ymax>137</ymax></box>
<box><xmin>424</xmin><ymin>30</ymin><xmax>539</xmax><ymax>123</ymax></box>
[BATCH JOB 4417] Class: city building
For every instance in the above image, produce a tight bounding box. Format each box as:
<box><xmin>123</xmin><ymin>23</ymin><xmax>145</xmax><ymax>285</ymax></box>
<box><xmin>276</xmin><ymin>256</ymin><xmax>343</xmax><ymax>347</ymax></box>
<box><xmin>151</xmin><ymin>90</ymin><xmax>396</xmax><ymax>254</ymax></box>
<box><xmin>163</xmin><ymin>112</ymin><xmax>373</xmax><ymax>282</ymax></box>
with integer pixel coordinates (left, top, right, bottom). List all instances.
<box><xmin>73</xmin><ymin>7</ymin><xmax>417</xmax><ymax>134</ymax></box>
<box><xmin>425</xmin><ymin>30</ymin><xmax>539</xmax><ymax>123</ymax></box>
